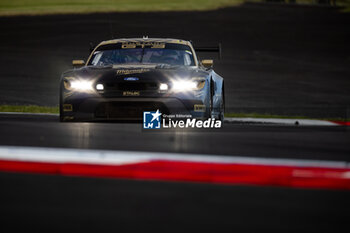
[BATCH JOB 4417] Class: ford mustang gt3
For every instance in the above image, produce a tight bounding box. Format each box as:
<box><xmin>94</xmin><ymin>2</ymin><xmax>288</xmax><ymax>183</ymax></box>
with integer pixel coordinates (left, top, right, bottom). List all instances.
<box><xmin>59</xmin><ymin>38</ymin><xmax>224</xmax><ymax>122</ymax></box>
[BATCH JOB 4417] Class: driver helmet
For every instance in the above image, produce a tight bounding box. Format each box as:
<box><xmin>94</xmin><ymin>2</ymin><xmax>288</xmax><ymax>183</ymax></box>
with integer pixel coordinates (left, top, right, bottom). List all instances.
<box><xmin>162</xmin><ymin>50</ymin><xmax>179</xmax><ymax>60</ymax></box>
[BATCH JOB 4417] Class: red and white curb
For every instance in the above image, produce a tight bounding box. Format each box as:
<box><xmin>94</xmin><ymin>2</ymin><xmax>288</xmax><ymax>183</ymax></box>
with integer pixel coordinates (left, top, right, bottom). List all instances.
<box><xmin>224</xmin><ymin>117</ymin><xmax>349</xmax><ymax>126</ymax></box>
<box><xmin>0</xmin><ymin>146</ymin><xmax>349</xmax><ymax>190</ymax></box>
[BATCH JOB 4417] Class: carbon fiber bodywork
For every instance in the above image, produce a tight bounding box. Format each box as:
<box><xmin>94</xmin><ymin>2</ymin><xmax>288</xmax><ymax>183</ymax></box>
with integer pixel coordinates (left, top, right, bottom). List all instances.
<box><xmin>59</xmin><ymin>38</ymin><xmax>224</xmax><ymax>122</ymax></box>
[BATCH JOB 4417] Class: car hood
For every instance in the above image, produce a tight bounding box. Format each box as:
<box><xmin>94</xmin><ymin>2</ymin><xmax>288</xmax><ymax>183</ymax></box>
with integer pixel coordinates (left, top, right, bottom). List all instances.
<box><xmin>65</xmin><ymin>64</ymin><xmax>209</xmax><ymax>83</ymax></box>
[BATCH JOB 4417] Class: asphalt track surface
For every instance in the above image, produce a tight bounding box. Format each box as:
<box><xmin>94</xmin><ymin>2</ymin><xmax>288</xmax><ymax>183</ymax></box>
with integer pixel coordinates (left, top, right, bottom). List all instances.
<box><xmin>1</xmin><ymin>172</ymin><xmax>349</xmax><ymax>233</ymax></box>
<box><xmin>0</xmin><ymin>3</ymin><xmax>350</xmax><ymax>232</ymax></box>
<box><xmin>0</xmin><ymin>114</ymin><xmax>349</xmax><ymax>232</ymax></box>
<box><xmin>0</xmin><ymin>114</ymin><xmax>349</xmax><ymax>162</ymax></box>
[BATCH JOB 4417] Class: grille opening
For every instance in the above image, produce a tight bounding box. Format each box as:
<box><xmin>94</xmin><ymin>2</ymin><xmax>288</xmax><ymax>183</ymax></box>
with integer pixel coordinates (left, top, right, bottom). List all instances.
<box><xmin>105</xmin><ymin>82</ymin><xmax>159</xmax><ymax>91</ymax></box>
<box><xmin>95</xmin><ymin>101</ymin><xmax>169</xmax><ymax>119</ymax></box>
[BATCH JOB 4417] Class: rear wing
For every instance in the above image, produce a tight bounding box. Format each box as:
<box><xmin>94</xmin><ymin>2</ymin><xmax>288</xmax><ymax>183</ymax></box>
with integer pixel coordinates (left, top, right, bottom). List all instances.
<box><xmin>194</xmin><ymin>43</ymin><xmax>222</xmax><ymax>59</ymax></box>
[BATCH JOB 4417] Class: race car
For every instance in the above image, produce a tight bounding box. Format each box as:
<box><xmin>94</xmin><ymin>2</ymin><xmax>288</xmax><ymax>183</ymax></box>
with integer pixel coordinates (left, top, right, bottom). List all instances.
<box><xmin>59</xmin><ymin>38</ymin><xmax>225</xmax><ymax>122</ymax></box>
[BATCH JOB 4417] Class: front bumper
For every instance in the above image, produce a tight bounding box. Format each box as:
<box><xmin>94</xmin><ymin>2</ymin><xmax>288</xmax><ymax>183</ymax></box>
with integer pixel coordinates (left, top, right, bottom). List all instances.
<box><xmin>62</xmin><ymin>97</ymin><xmax>208</xmax><ymax>121</ymax></box>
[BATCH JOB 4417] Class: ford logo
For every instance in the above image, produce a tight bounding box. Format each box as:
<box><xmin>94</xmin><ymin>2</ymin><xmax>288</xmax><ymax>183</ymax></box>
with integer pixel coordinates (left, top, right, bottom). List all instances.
<box><xmin>124</xmin><ymin>77</ymin><xmax>139</xmax><ymax>81</ymax></box>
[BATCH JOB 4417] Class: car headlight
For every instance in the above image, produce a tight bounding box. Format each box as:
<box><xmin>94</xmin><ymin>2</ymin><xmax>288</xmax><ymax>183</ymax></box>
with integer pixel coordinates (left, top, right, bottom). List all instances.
<box><xmin>96</xmin><ymin>83</ymin><xmax>104</xmax><ymax>90</ymax></box>
<box><xmin>65</xmin><ymin>79</ymin><xmax>94</xmax><ymax>92</ymax></box>
<box><xmin>171</xmin><ymin>79</ymin><xmax>205</xmax><ymax>92</ymax></box>
<box><xmin>159</xmin><ymin>83</ymin><xmax>168</xmax><ymax>91</ymax></box>
<box><xmin>70</xmin><ymin>80</ymin><xmax>93</xmax><ymax>91</ymax></box>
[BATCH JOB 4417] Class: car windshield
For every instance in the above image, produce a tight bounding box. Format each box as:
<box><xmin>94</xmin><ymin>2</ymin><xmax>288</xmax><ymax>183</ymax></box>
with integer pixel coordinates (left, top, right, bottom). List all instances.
<box><xmin>88</xmin><ymin>42</ymin><xmax>195</xmax><ymax>66</ymax></box>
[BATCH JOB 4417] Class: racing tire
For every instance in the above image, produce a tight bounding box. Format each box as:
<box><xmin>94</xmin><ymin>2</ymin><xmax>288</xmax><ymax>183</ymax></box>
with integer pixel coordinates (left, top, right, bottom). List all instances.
<box><xmin>219</xmin><ymin>85</ymin><xmax>225</xmax><ymax>122</ymax></box>
<box><xmin>209</xmin><ymin>78</ymin><xmax>214</xmax><ymax>118</ymax></box>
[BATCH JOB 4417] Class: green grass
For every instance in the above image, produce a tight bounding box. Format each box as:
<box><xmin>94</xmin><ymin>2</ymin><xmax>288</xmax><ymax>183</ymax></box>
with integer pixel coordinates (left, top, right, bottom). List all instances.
<box><xmin>295</xmin><ymin>0</ymin><xmax>350</xmax><ymax>12</ymax></box>
<box><xmin>0</xmin><ymin>0</ymin><xmax>245</xmax><ymax>16</ymax></box>
<box><xmin>0</xmin><ymin>105</ymin><xmax>59</xmax><ymax>114</ymax></box>
<box><xmin>0</xmin><ymin>0</ymin><xmax>349</xmax><ymax>16</ymax></box>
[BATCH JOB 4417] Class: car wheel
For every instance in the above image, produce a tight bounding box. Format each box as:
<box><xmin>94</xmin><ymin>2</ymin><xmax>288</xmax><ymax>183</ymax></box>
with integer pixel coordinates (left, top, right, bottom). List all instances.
<box><xmin>59</xmin><ymin>87</ymin><xmax>65</xmax><ymax>122</ymax></box>
<box><xmin>59</xmin><ymin>106</ymin><xmax>64</xmax><ymax>122</ymax></box>
<box><xmin>59</xmin><ymin>105</ymin><xmax>67</xmax><ymax>122</ymax></box>
<box><xmin>59</xmin><ymin>85</ymin><xmax>70</xmax><ymax>122</ymax></box>
<box><xmin>209</xmin><ymin>78</ymin><xmax>214</xmax><ymax>118</ymax></box>
<box><xmin>219</xmin><ymin>99</ymin><xmax>224</xmax><ymax>122</ymax></box>
<box><xmin>219</xmin><ymin>85</ymin><xmax>225</xmax><ymax>122</ymax></box>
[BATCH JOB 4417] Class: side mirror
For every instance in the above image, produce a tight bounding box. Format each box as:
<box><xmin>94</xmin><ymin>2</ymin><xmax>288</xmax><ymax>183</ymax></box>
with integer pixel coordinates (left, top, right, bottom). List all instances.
<box><xmin>201</xmin><ymin>59</ymin><xmax>213</xmax><ymax>69</ymax></box>
<box><xmin>72</xmin><ymin>60</ymin><xmax>85</xmax><ymax>68</ymax></box>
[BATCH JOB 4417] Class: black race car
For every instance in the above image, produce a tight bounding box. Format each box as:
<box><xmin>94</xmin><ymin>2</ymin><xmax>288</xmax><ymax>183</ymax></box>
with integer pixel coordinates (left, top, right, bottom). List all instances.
<box><xmin>59</xmin><ymin>38</ymin><xmax>224</xmax><ymax>122</ymax></box>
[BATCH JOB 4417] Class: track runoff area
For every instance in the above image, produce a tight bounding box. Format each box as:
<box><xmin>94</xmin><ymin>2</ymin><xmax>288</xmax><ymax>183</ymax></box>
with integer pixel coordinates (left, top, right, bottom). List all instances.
<box><xmin>0</xmin><ymin>145</ymin><xmax>349</xmax><ymax>190</ymax></box>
